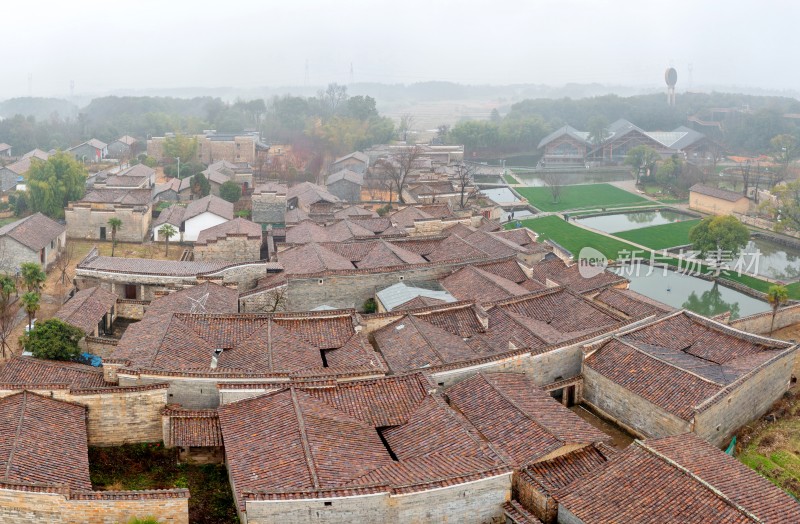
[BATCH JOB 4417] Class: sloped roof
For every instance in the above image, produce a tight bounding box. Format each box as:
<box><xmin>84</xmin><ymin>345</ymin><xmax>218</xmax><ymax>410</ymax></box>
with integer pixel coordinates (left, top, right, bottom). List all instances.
<box><xmin>153</xmin><ymin>205</ymin><xmax>185</xmax><ymax>228</ymax></box>
<box><xmin>389</xmin><ymin>206</ymin><xmax>433</xmax><ymax>228</ymax></box>
<box><xmin>184</xmin><ymin>194</ymin><xmax>234</xmax><ymax>221</ymax></box>
<box><xmin>690</xmin><ymin>183</ymin><xmax>747</xmax><ymax>202</ymax></box>
<box><xmin>0</xmin><ymin>356</ymin><xmax>106</xmax><ymax>389</ymax></box>
<box><xmin>333</xmin><ymin>206</ymin><xmax>378</xmax><ymax>219</ymax></box>
<box><xmin>0</xmin><ymin>143</ymin><xmax>10</xmax><ymax>152</ymax></box>
<box><xmin>79</xmin><ymin>188</ymin><xmax>152</xmax><ymax>205</ymax></box>
<box><xmin>196</xmin><ymin>217</ymin><xmax>262</xmax><ymax>245</ymax></box>
<box><xmin>441</xmin><ymin>265</ymin><xmax>529</xmax><ymax>303</ymax></box>
<box><xmin>0</xmin><ymin>391</ymin><xmax>91</xmax><ymax>490</ymax></box>
<box><xmin>558</xmin><ymin>434</ymin><xmax>800</xmax><ymax>523</ymax></box>
<box><xmin>55</xmin><ymin>286</ymin><xmax>117</xmax><ymax>334</ymax></box>
<box><xmin>114</xmin><ymin>135</ymin><xmax>137</xmax><ymax>146</ymax></box>
<box><xmin>327</xmin><ymin>169</ymin><xmax>364</xmax><ymax>186</ymax></box>
<box><xmin>376</xmin><ymin>282</ymin><xmax>456</xmax><ymax>312</ymax></box>
<box><xmin>288</xmin><ymin>182</ymin><xmax>341</xmax><ymax>208</ymax></box>
<box><xmin>0</xmin><ymin>212</ymin><xmax>64</xmax><ymax>251</ymax></box>
<box><xmin>592</xmin><ymin>287</ymin><xmax>674</xmax><ymax>318</ymax></box>
<box><xmin>537</xmin><ymin>125</ymin><xmax>590</xmax><ymax>149</ymax></box>
<box><xmin>447</xmin><ymin>373</ymin><xmax>608</xmax><ymax>466</ymax></box>
<box><xmin>165</xmin><ymin>406</ymin><xmax>223</xmax><ymax>447</ymax></box>
<box><xmin>146</xmin><ymin>282</ymin><xmax>240</xmax><ymax>316</ymax></box>
<box><xmin>278</xmin><ymin>242</ymin><xmax>355</xmax><ymax>274</ymax></box>
<box><xmin>355</xmin><ymin>240</ymin><xmax>427</xmax><ymax>269</ymax></box>
<box><xmin>333</xmin><ymin>151</ymin><xmax>369</xmax><ymax>165</ymax></box>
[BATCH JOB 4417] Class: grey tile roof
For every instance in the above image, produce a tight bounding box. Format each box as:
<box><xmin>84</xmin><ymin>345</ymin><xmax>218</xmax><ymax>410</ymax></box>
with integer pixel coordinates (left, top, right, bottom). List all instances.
<box><xmin>184</xmin><ymin>195</ymin><xmax>234</xmax><ymax>221</ymax></box>
<box><xmin>0</xmin><ymin>212</ymin><xmax>65</xmax><ymax>251</ymax></box>
<box><xmin>690</xmin><ymin>184</ymin><xmax>747</xmax><ymax>202</ymax></box>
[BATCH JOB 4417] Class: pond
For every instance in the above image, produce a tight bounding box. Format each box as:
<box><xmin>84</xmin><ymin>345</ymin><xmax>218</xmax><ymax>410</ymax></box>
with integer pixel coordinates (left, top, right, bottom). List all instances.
<box><xmin>613</xmin><ymin>265</ymin><xmax>770</xmax><ymax>319</ymax></box>
<box><xmin>576</xmin><ymin>210</ymin><xmax>695</xmax><ymax>234</ymax></box>
<box><xmin>501</xmin><ymin>208</ymin><xmax>535</xmax><ymax>222</ymax></box>
<box><xmin>734</xmin><ymin>237</ymin><xmax>800</xmax><ymax>282</ymax></box>
<box><xmin>514</xmin><ymin>170</ymin><xmax>633</xmax><ymax>187</ymax></box>
<box><xmin>480</xmin><ymin>187</ymin><xmax>521</xmax><ymax>204</ymax></box>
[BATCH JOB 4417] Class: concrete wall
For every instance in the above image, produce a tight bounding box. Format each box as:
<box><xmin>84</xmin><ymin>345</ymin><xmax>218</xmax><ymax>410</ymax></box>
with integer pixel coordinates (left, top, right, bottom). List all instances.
<box><xmin>65</xmin><ymin>204</ymin><xmax>151</xmax><ymax>242</ymax></box>
<box><xmin>0</xmin><ymin>486</ymin><xmax>189</xmax><ymax>524</ymax></box>
<box><xmin>0</xmin><ymin>385</ymin><xmax>168</xmax><ymax>446</ymax></box>
<box><xmin>195</xmin><ymin>235</ymin><xmax>261</xmax><ymax>263</ymax></box>
<box><xmin>582</xmin><ymin>365</ymin><xmax>690</xmax><ymax>439</ymax></box>
<box><xmin>689</xmin><ymin>193</ymin><xmax>749</xmax><ymax>215</ymax></box>
<box><xmin>243</xmin><ymin>473</ymin><xmax>510</xmax><ymax>524</ymax></box>
<box><xmin>694</xmin><ymin>349</ymin><xmax>796</xmax><ymax>447</ymax></box>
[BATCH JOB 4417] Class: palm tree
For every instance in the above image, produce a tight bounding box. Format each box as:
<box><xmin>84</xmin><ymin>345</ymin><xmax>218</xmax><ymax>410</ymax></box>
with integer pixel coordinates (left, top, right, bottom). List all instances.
<box><xmin>108</xmin><ymin>217</ymin><xmax>123</xmax><ymax>257</ymax></box>
<box><xmin>21</xmin><ymin>292</ymin><xmax>39</xmax><ymax>331</ymax></box>
<box><xmin>20</xmin><ymin>262</ymin><xmax>46</xmax><ymax>293</ymax></box>
<box><xmin>767</xmin><ymin>284</ymin><xmax>789</xmax><ymax>334</ymax></box>
<box><xmin>158</xmin><ymin>224</ymin><xmax>178</xmax><ymax>256</ymax></box>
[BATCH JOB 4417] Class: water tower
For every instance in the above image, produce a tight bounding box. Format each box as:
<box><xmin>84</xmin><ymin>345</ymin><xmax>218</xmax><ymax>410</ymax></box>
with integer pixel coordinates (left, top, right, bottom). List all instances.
<box><xmin>665</xmin><ymin>67</ymin><xmax>677</xmax><ymax>107</ymax></box>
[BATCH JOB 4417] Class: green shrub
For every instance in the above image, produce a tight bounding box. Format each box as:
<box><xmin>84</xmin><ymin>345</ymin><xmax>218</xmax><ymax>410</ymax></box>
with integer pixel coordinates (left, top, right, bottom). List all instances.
<box><xmin>23</xmin><ymin>318</ymin><xmax>84</xmax><ymax>361</ymax></box>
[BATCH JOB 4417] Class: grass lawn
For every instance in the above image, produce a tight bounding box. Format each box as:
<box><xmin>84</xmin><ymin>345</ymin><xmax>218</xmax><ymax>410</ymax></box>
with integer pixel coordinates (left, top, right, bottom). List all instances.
<box><xmin>515</xmin><ymin>183</ymin><xmax>650</xmax><ymax>212</ymax></box>
<box><xmin>737</xmin><ymin>390</ymin><xmax>800</xmax><ymax>499</ymax></box>
<box><xmin>503</xmin><ymin>173</ymin><xmax>518</xmax><ymax>184</ymax></box>
<box><xmin>90</xmin><ymin>443</ymin><xmax>239</xmax><ymax>523</ymax></box>
<box><xmin>508</xmin><ymin>215</ymin><xmax>640</xmax><ymax>260</ymax></box>
<box><xmin>615</xmin><ymin>219</ymin><xmax>701</xmax><ymax>250</ymax></box>
<box><xmin>70</xmin><ymin>239</ymin><xmax>185</xmax><ymax>261</ymax></box>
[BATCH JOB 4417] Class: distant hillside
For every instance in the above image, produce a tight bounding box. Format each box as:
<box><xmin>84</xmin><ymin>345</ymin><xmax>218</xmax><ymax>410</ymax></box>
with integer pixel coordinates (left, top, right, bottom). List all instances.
<box><xmin>0</xmin><ymin>97</ymin><xmax>78</xmax><ymax>120</ymax></box>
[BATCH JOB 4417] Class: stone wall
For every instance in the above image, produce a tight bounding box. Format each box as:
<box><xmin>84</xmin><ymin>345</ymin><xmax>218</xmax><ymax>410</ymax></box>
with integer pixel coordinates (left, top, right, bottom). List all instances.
<box><xmin>0</xmin><ymin>384</ymin><xmax>168</xmax><ymax>446</ymax></box>
<box><xmin>239</xmin><ymin>284</ymin><xmax>288</xmax><ymax>313</ymax></box>
<box><xmin>195</xmin><ymin>235</ymin><xmax>261</xmax><ymax>263</ymax></box>
<box><xmin>120</xmin><ymin>374</ymin><xmax>227</xmax><ymax>409</ymax></box>
<box><xmin>85</xmin><ymin>336</ymin><xmax>118</xmax><ymax>358</ymax></box>
<box><xmin>115</xmin><ymin>299</ymin><xmax>148</xmax><ymax>320</ymax></box>
<box><xmin>582</xmin><ymin>365</ymin><xmax>690</xmax><ymax>439</ymax></box>
<box><xmin>243</xmin><ymin>473</ymin><xmax>511</xmax><ymax>524</ymax></box>
<box><xmin>513</xmin><ymin>472</ymin><xmax>554</xmax><ymax>524</ymax></box>
<box><xmin>65</xmin><ymin>204</ymin><xmax>151</xmax><ymax>242</ymax></box>
<box><xmin>694</xmin><ymin>349</ymin><xmax>796</xmax><ymax>447</ymax></box>
<box><xmin>0</xmin><ymin>486</ymin><xmax>189</xmax><ymax>524</ymax></box>
<box><xmin>729</xmin><ymin>303</ymin><xmax>800</xmax><ymax>335</ymax></box>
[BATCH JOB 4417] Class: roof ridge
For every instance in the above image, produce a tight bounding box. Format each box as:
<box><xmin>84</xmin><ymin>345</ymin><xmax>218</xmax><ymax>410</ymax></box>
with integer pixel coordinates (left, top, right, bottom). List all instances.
<box><xmin>290</xmin><ymin>388</ymin><xmax>320</xmax><ymax>489</ymax></box>
<box><xmin>4</xmin><ymin>391</ymin><xmax>28</xmax><ymax>482</ymax></box>
<box><xmin>634</xmin><ymin>441</ymin><xmax>762</xmax><ymax>523</ymax></box>
<box><xmin>611</xmin><ymin>337</ymin><xmax>726</xmax><ymax>387</ymax></box>
<box><xmin>403</xmin><ymin>315</ymin><xmax>448</xmax><ymax>365</ymax></box>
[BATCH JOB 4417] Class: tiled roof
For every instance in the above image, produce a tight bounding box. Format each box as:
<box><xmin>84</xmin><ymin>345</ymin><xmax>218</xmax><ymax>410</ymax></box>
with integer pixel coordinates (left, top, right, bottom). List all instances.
<box><xmin>195</xmin><ymin>217</ymin><xmax>261</xmax><ymax>245</ymax></box>
<box><xmin>521</xmin><ymin>443</ymin><xmax>612</xmax><ymax>495</ymax></box>
<box><xmin>557</xmin><ymin>435</ymin><xmax>800</xmax><ymax>523</ymax></box>
<box><xmin>441</xmin><ymin>265</ymin><xmax>529</xmax><ymax>303</ymax></box>
<box><xmin>117</xmin><ymin>164</ymin><xmax>155</xmax><ymax>178</ymax></box>
<box><xmin>411</xmin><ymin>303</ymin><xmax>487</xmax><ymax>337</ymax></box>
<box><xmin>394</xmin><ymin>295</ymin><xmax>449</xmax><ymax>310</ymax></box>
<box><xmin>584</xmin><ymin>311</ymin><xmax>793</xmax><ymax>420</ymax></box>
<box><xmin>447</xmin><ymin>373</ymin><xmax>608</xmax><ymax>466</ymax></box>
<box><xmin>0</xmin><ymin>143</ymin><xmax>10</xmax><ymax>152</ymax></box>
<box><xmin>529</xmin><ymin>258</ymin><xmax>626</xmax><ymax>293</ymax></box>
<box><xmin>278</xmin><ymin>242</ymin><xmax>355</xmax><ymax>274</ymax></box>
<box><xmin>184</xmin><ymin>195</ymin><xmax>234</xmax><ymax>221</ymax></box>
<box><xmin>166</xmin><ymin>407</ymin><xmax>223</xmax><ymax>447</ymax></box>
<box><xmin>103</xmin><ymin>174</ymin><xmax>148</xmax><ymax>188</ymax></box>
<box><xmin>375</xmin><ymin>282</ymin><xmax>455</xmax><ymax>312</ymax></box>
<box><xmin>333</xmin><ymin>206</ymin><xmax>378</xmax><ymax>219</ymax></box>
<box><xmin>425</xmin><ymin>234</ymin><xmax>487</xmax><ymax>263</ymax></box>
<box><xmin>324</xmin><ymin>219</ymin><xmax>376</xmax><ymax>242</ymax></box>
<box><xmin>327</xmin><ymin>169</ymin><xmax>364</xmax><ymax>185</ymax></box>
<box><xmin>79</xmin><ymin>255</ymin><xmax>229</xmax><ymax>276</ymax></box>
<box><xmin>0</xmin><ymin>212</ymin><xmax>64</xmax><ymax>251</ymax></box>
<box><xmin>356</xmin><ymin>240</ymin><xmax>427</xmax><ymax>269</ymax></box>
<box><xmin>333</xmin><ymin>151</ymin><xmax>369</xmax><ymax>165</ymax></box>
<box><xmin>288</xmin><ymin>182</ymin><xmax>341</xmax><ymax>208</ymax></box>
<box><xmin>389</xmin><ymin>206</ymin><xmax>433</xmax><ymax>228</ymax></box>
<box><xmin>0</xmin><ymin>391</ymin><xmax>91</xmax><ymax>490</ymax></box>
<box><xmin>78</xmin><ymin>188</ymin><xmax>152</xmax><ymax>206</ymax></box>
<box><xmin>115</xmin><ymin>135</ymin><xmax>137</xmax><ymax>145</ymax></box>
<box><xmin>285</xmin><ymin>220</ymin><xmax>332</xmax><ymax>244</ymax></box>
<box><xmin>493</xmin><ymin>228</ymin><xmax>539</xmax><ymax>249</ymax></box>
<box><xmin>0</xmin><ymin>356</ymin><xmax>106</xmax><ymax>389</ymax></box>
<box><xmin>112</xmin><ymin>311</ymin><xmax>375</xmax><ymax>375</ymax></box>
<box><xmin>690</xmin><ymin>183</ymin><xmax>747</xmax><ymax>202</ymax></box>
<box><xmin>146</xmin><ymin>282</ymin><xmax>239</xmax><ymax>316</ymax></box>
<box><xmin>373</xmin><ymin>315</ymin><xmax>482</xmax><ymax>373</ymax></box>
<box><xmin>153</xmin><ymin>205</ymin><xmax>185</xmax><ymax>228</ymax></box>
<box><xmin>475</xmin><ymin>259</ymin><xmax>530</xmax><ymax>284</ymax></box>
<box><xmin>55</xmin><ymin>286</ymin><xmax>117</xmax><ymax>334</ymax></box>
<box><xmin>86</xmin><ymin>138</ymin><xmax>107</xmax><ymax>150</ymax></box>
<box><xmin>592</xmin><ymin>287</ymin><xmax>674</xmax><ymax>318</ymax></box>
<box><xmin>503</xmin><ymin>500</ymin><xmax>543</xmax><ymax>524</ymax></box>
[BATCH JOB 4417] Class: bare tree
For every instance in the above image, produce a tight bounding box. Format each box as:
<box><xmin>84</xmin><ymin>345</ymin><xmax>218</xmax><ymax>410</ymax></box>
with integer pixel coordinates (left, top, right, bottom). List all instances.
<box><xmin>0</xmin><ymin>275</ymin><xmax>17</xmax><ymax>358</ymax></box>
<box><xmin>453</xmin><ymin>163</ymin><xmax>478</xmax><ymax>209</ymax></box>
<box><xmin>54</xmin><ymin>243</ymin><xmax>76</xmax><ymax>287</ymax></box>
<box><xmin>543</xmin><ymin>171</ymin><xmax>562</xmax><ymax>204</ymax></box>
<box><xmin>375</xmin><ymin>146</ymin><xmax>423</xmax><ymax>205</ymax></box>
<box><xmin>398</xmin><ymin>113</ymin><xmax>415</xmax><ymax>142</ymax></box>
<box><xmin>252</xmin><ymin>285</ymin><xmax>288</xmax><ymax>313</ymax></box>
<box><xmin>740</xmin><ymin>161</ymin><xmax>752</xmax><ymax>197</ymax></box>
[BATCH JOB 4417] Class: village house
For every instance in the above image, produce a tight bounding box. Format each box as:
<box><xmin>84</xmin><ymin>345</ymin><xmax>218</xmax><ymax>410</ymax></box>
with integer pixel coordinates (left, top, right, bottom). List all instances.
<box><xmin>106</xmin><ymin>135</ymin><xmax>138</xmax><ymax>159</ymax></box>
<box><xmin>0</xmin><ymin>143</ymin><xmax>11</xmax><ymax>157</ymax></box>
<box><xmin>194</xmin><ymin>217</ymin><xmax>263</xmax><ymax>262</ymax></box>
<box><xmin>0</xmin><ymin>212</ymin><xmax>66</xmax><ymax>271</ymax></box>
<box><xmin>0</xmin><ymin>148</ymin><xmax>49</xmax><ymax>192</ymax></box>
<box><xmin>95</xmin><ymin>163</ymin><xmax>156</xmax><ymax>190</ymax></box>
<box><xmin>330</xmin><ymin>150</ymin><xmax>369</xmax><ymax>174</ymax></box>
<box><xmin>581</xmin><ymin>310</ymin><xmax>797</xmax><ymax>446</ymax></box>
<box><xmin>65</xmin><ymin>188</ymin><xmax>152</xmax><ymax>242</ymax></box>
<box><xmin>55</xmin><ymin>286</ymin><xmax>118</xmax><ymax>338</ymax></box>
<box><xmin>153</xmin><ymin>194</ymin><xmax>234</xmax><ymax>242</ymax></box>
<box><xmin>689</xmin><ymin>183</ymin><xmax>751</xmax><ymax>215</ymax></box>
<box><xmin>326</xmin><ymin>168</ymin><xmax>364</xmax><ymax>202</ymax></box>
<box><xmin>67</xmin><ymin>138</ymin><xmax>108</xmax><ymax>163</ymax></box>
<box><xmin>202</xmin><ymin>160</ymin><xmax>254</xmax><ymax>193</ymax></box>
<box><xmin>251</xmin><ymin>181</ymin><xmax>288</xmax><ymax>227</ymax></box>
<box><xmin>147</xmin><ymin>131</ymin><xmax>269</xmax><ymax>164</ymax></box>
<box><xmin>153</xmin><ymin>176</ymin><xmax>193</xmax><ymax>202</ymax></box>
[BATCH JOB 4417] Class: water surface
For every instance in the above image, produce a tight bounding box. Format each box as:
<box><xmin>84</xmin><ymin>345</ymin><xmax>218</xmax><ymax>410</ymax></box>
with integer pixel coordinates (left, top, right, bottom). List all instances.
<box><xmin>577</xmin><ymin>210</ymin><xmax>694</xmax><ymax>234</ymax></box>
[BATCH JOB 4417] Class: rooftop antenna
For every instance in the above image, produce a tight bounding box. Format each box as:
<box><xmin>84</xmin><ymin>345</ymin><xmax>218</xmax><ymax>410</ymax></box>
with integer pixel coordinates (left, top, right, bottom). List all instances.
<box><xmin>665</xmin><ymin>67</ymin><xmax>677</xmax><ymax>107</ymax></box>
<box><xmin>188</xmin><ymin>292</ymin><xmax>209</xmax><ymax>314</ymax></box>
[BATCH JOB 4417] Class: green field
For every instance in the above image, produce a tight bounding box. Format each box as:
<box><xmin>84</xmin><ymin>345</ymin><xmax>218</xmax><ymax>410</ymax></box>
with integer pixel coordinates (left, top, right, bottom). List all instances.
<box><xmin>615</xmin><ymin>219</ymin><xmax>701</xmax><ymax>250</ymax></box>
<box><xmin>516</xmin><ymin>183</ymin><xmax>650</xmax><ymax>212</ymax></box>
<box><xmin>504</xmin><ymin>174</ymin><xmax>518</xmax><ymax>184</ymax></box>
<box><xmin>509</xmin><ymin>215</ymin><xmax>640</xmax><ymax>260</ymax></box>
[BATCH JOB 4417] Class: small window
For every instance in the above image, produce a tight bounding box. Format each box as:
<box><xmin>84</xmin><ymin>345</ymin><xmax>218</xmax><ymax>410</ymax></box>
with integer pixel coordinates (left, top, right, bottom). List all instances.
<box><xmin>318</xmin><ymin>279</ymin><xmax>324</xmax><ymax>285</ymax></box>
<box><xmin>399</xmin><ymin>276</ymin><xmax>404</xmax><ymax>281</ymax></box>
<box><xmin>324</xmin><ymin>501</ymin><xmax>332</xmax><ymax>507</ymax></box>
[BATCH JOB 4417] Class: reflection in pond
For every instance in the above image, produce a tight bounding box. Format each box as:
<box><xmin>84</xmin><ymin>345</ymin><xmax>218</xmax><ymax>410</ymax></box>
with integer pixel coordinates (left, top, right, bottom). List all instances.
<box><xmin>515</xmin><ymin>171</ymin><xmax>633</xmax><ymax>187</ymax></box>
<box><xmin>681</xmin><ymin>283</ymin><xmax>741</xmax><ymax>319</ymax></box>
<box><xmin>577</xmin><ymin>210</ymin><xmax>694</xmax><ymax>234</ymax></box>
<box><xmin>737</xmin><ymin>238</ymin><xmax>800</xmax><ymax>282</ymax></box>
<box><xmin>480</xmin><ymin>187</ymin><xmax>521</xmax><ymax>203</ymax></box>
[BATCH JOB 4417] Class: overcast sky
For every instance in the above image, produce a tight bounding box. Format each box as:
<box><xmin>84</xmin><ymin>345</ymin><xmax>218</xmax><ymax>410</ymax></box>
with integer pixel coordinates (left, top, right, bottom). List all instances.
<box><xmin>1</xmin><ymin>0</ymin><xmax>797</xmax><ymax>99</ymax></box>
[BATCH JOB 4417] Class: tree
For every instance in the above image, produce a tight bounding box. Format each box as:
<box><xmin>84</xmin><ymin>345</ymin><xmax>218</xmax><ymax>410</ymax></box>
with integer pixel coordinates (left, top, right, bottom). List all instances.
<box><xmin>107</xmin><ymin>217</ymin><xmax>122</xmax><ymax>256</ymax></box>
<box><xmin>20</xmin><ymin>262</ymin><xmax>46</xmax><ymax>293</ymax></box>
<box><xmin>21</xmin><ymin>292</ymin><xmax>39</xmax><ymax>331</ymax></box>
<box><xmin>0</xmin><ymin>275</ymin><xmax>16</xmax><ymax>358</ymax></box>
<box><xmin>770</xmin><ymin>134</ymin><xmax>799</xmax><ymax>183</ymax></box>
<box><xmin>158</xmin><ymin>224</ymin><xmax>178</xmax><ymax>256</ymax></box>
<box><xmin>191</xmin><ymin>173</ymin><xmax>211</xmax><ymax>198</ymax></box>
<box><xmin>54</xmin><ymin>243</ymin><xmax>75</xmax><ymax>286</ymax></box>
<box><xmin>453</xmin><ymin>163</ymin><xmax>477</xmax><ymax>209</ymax></box>
<box><xmin>375</xmin><ymin>145</ymin><xmax>423</xmax><ymax>204</ymax></box>
<box><xmin>162</xmin><ymin>134</ymin><xmax>198</xmax><ymax>165</ymax></box>
<box><xmin>624</xmin><ymin>145</ymin><xmax>661</xmax><ymax>185</ymax></box>
<box><xmin>22</xmin><ymin>318</ymin><xmax>83</xmax><ymax>361</ymax></box>
<box><xmin>397</xmin><ymin>113</ymin><xmax>415</xmax><ymax>142</ymax></box>
<box><xmin>219</xmin><ymin>181</ymin><xmax>242</xmax><ymax>203</ymax></box>
<box><xmin>587</xmin><ymin>115</ymin><xmax>610</xmax><ymax>147</ymax></box>
<box><xmin>543</xmin><ymin>171</ymin><xmax>562</xmax><ymax>204</ymax></box>
<box><xmin>767</xmin><ymin>284</ymin><xmax>789</xmax><ymax>334</ymax></box>
<box><xmin>27</xmin><ymin>152</ymin><xmax>87</xmax><ymax>218</ymax></box>
<box><xmin>688</xmin><ymin>215</ymin><xmax>750</xmax><ymax>264</ymax></box>
<box><xmin>770</xmin><ymin>179</ymin><xmax>800</xmax><ymax>231</ymax></box>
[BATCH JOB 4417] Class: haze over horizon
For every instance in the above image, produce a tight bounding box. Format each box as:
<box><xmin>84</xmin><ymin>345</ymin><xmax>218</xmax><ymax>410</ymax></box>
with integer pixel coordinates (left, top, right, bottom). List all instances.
<box><xmin>2</xmin><ymin>0</ymin><xmax>797</xmax><ymax>100</ymax></box>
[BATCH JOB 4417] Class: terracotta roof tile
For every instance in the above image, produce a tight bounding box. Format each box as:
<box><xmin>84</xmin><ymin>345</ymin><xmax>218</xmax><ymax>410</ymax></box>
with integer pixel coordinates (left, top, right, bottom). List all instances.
<box><xmin>54</xmin><ymin>286</ymin><xmax>117</xmax><ymax>334</ymax></box>
<box><xmin>195</xmin><ymin>217</ymin><xmax>262</xmax><ymax>245</ymax></box>
<box><xmin>441</xmin><ymin>265</ymin><xmax>529</xmax><ymax>303</ymax></box>
<box><xmin>521</xmin><ymin>443</ymin><xmax>612</xmax><ymax>494</ymax></box>
<box><xmin>146</xmin><ymin>282</ymin><xmax>240</xmax><ymax>316</ymax></box>
<box><xmin>166</xmin><ymin>407</ymin><xmax>223</xmax><ymax>447</ymax></box>
<box><xmin>0</xmin><ymin>356</ymin><xmax>106</xmax><ymax>389</ymax></box>
<box><xmin>592</xmin><ymin>287</ymin><xmax>674</xmax><ymax>318</ymax></box>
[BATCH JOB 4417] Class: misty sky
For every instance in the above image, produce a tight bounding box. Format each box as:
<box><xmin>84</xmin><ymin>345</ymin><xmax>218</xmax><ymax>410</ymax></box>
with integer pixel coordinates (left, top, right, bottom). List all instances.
<box><xmin>1</xmin><ymin>0</ymin><xmax>797</xmax><ymax>98</ymax></box>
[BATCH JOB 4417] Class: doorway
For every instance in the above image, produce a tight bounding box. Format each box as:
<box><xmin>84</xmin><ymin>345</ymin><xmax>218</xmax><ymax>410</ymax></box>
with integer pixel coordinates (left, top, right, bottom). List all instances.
<box><xmin>99</xmin><ymin>227</ymin><xmax>107</xmax><ymax>240</ymax></box>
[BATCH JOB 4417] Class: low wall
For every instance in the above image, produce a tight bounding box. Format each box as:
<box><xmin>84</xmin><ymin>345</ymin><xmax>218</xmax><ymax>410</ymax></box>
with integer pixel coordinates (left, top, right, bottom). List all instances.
<box><xmin>729</xmin><ymin>303</ymin><xmax>800</xmax><ymax>334</ymax></box>
<box><xmin>735</xmin><ymin>213</ymin><xmax>800</xmax><ymax>239</ymax></box>
<box><xmin>85</xmin><ymin>336</ymin><xmax>118</xmax><ymax>358</ymax></box>
<box><xmin>116</xmin><ymin>299</ymin><xmax>148</xmax><ymax>320</ymax></box>
<box><xmin>0</xmin><ymin>485</ymin><xmax>189</xmax><ymax>524</ymax></box>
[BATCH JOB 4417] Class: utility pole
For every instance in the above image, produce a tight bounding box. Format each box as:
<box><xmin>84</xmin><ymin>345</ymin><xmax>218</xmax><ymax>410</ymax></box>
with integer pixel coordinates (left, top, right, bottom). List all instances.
<box><xmin>175</xmin><ymin>156</ymin><xmax>180</xmax><ymax>178</ymax></box>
